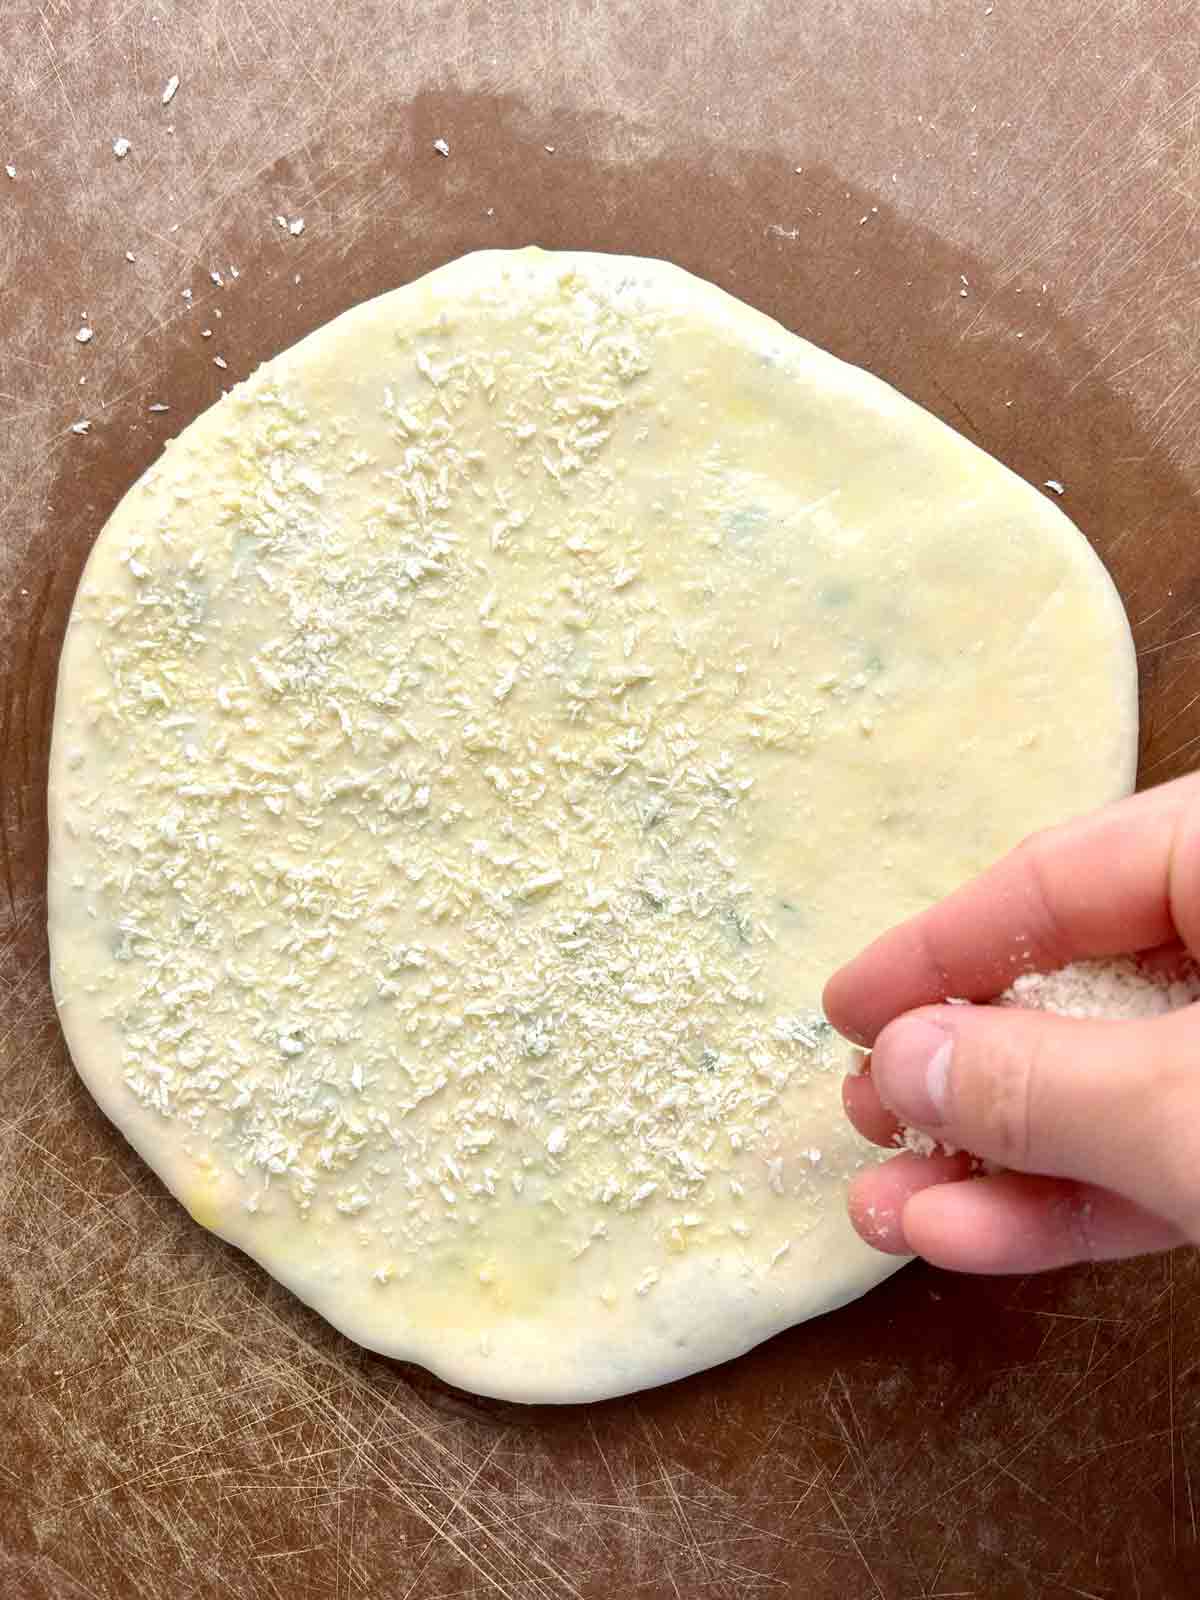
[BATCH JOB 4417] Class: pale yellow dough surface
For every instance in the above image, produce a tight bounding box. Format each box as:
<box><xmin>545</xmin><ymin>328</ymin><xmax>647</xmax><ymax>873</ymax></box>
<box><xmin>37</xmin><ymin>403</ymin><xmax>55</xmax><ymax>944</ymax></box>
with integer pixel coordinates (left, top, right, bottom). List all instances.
<box><xmin>48</xmin><ymin>249</ymin><xmax>1136</xmax><ymax>1401</ymax></box>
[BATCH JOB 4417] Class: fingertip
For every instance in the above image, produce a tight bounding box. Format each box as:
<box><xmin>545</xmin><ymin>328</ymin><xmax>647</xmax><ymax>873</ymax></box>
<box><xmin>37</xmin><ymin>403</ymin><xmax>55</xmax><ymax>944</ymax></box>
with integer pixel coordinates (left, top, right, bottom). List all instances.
<box><xmin>824</xmin><ymin>936</ymin><xmax>959</xmax><ymax>1049</ymax></box>
<box><xmin>847</xmin><ymin>1172</ymin><xmax>910</xmax><ymax>1253</ymax></box>
<box><xmin>848</xmin><ymin>1150</ymin><xmax>972</xmax><ymax>1255</ymax></box>
<box><xmin>842</xmin><ymin>1069</ymin><xmax>905</xmax><ymax>1148</ymax></box>
<box><xmin>822</xmin><ymin>966</ymin><xmax>872</xmax><ymax>1047</ymax></box>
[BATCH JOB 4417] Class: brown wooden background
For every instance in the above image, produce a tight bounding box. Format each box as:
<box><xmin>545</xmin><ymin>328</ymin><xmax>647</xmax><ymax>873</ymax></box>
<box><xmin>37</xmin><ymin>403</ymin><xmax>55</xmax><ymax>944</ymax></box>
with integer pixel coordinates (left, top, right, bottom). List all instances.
<box><xmin>3</xmin><ymin>3</ymin><xmax>1200</xmax><ymax>1595</ymax></box>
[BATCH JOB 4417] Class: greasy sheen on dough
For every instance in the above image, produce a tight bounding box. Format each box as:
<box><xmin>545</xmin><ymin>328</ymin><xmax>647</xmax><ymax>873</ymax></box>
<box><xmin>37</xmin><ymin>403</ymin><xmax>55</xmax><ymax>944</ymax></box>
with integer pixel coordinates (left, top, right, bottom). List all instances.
<box><xmin>48</xmin><ymin>249</ymin><xmax>1137</xmax><ymax>1402</ymax></box>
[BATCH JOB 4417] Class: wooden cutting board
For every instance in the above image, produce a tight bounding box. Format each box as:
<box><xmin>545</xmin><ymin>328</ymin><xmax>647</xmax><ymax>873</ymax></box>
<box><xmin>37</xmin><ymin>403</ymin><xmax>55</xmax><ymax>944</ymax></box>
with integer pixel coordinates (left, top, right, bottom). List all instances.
<box><xmin>3</xmin><ymin>3</ymin><xmax>1199</xmax><ymax>1595</ymax></box>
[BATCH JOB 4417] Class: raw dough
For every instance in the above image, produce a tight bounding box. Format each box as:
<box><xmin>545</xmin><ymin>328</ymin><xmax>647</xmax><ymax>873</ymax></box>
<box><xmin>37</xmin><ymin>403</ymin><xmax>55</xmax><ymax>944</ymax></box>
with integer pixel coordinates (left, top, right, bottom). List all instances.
<box><xmin>47</xmin><ymin>248</ymin><xmax>1137</xmax><ymax>1401</ymax></box>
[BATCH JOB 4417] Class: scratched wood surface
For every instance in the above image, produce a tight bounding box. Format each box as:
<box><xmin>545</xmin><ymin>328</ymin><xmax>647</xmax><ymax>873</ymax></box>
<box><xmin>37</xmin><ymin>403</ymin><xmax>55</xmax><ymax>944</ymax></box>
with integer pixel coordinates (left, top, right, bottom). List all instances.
<box><xmin>4</xmin><ymin>3</ymin><xmax>1200</xmax><ymax>1596</ymax></box>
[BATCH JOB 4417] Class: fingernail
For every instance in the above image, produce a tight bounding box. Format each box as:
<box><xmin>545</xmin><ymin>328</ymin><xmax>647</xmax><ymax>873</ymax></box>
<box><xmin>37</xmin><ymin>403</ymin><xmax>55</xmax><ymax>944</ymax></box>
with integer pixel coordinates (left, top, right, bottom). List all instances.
<box><xmin>872</xmin><ymin>1018</ymin><xmax>953</xmax><ymax>1128</ymax></box>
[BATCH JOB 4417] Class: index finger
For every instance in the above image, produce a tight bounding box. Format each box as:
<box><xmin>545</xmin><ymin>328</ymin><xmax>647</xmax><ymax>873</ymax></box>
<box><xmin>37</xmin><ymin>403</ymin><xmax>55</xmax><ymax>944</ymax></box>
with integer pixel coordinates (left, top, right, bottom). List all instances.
<box><xmin>823</xmin><ymin>771</ymin><xmax>1200</xmax><ymax>1046</ymax></box>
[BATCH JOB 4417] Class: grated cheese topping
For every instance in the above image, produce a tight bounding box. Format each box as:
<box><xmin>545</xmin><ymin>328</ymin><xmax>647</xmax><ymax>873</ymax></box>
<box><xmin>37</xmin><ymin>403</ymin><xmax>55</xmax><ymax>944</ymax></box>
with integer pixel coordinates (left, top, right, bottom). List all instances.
<box><xmin>53</xmin><ymin>259</ymin><xmax>863</xmax><ymax>1288</ymax></box>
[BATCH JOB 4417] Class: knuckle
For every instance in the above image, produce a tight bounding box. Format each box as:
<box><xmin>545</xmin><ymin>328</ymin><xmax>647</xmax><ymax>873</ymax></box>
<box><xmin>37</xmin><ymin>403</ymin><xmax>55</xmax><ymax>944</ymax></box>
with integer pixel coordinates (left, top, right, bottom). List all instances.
<box><xmin>1013</xmin><ymin>830</ymin><xmax>1071</xmax><ymax>959</ymax></box>
<box><xmin>912</xmin><ymin>915</ymin><xmax>953</xmax><ymax>995</ymax></box>
<box><xmin>1150</xmin><ymin>1060</ymin><xmax>1200</xmax><ymax>1240</ymax></box>
<box><xmin>1012</xmin><ymin>824</ymin><xmax>1062</xmax><ymax>863</ymax></box>
<box><xmin>962</xmin><ymin>1028</ymin><xmax>1038</xmax><ymax>1170</ymax></box>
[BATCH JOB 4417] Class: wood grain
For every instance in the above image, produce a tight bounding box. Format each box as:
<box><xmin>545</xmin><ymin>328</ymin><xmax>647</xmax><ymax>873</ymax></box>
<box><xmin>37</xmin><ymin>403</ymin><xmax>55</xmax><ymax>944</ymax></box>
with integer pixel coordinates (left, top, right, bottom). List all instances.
<box><xmin>3</xmin><ymin>3</ymin><xmax>1200</xmax><ymax>1595</ymax></box>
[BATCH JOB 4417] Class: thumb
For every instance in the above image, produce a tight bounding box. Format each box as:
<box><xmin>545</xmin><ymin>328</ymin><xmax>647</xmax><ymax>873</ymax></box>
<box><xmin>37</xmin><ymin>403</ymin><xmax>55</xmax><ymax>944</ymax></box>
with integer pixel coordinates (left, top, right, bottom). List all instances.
<box><xmin>869</xmin><ymin>1004</ymin><xmax>1200</xmax><ymax>1239</ymax></box>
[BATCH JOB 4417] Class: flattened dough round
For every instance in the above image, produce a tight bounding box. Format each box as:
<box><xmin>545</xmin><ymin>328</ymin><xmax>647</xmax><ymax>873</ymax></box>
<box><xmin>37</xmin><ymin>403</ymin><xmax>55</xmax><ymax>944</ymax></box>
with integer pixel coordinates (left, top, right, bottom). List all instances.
<box><xmin>48</xmin><ymin>249</ymin><xmax>1136</xmax><ymax>1401</ymax></box>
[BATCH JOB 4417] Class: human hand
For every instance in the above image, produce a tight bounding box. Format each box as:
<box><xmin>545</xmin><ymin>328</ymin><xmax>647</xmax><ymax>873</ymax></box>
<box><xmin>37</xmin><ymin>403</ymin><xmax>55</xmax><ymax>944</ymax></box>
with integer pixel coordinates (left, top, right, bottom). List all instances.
<box><xmin>824</xmin><ymin>772</ymin><xmax>1200</xmax><ymax>1273</ymax></box>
